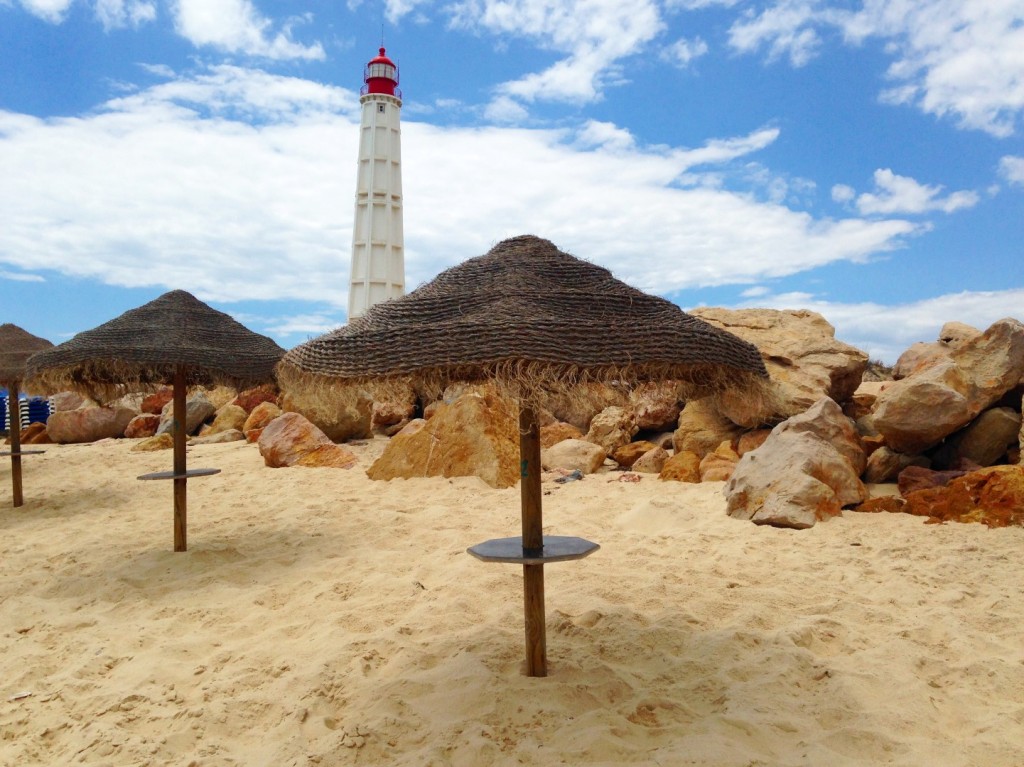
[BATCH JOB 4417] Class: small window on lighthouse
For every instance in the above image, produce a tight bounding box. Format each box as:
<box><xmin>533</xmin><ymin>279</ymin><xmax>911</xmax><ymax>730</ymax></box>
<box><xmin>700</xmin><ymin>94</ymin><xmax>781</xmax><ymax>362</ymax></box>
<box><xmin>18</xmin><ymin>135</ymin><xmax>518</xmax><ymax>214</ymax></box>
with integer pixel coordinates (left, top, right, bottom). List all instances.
<box><xmin>378</xmin><ymin>104</ymin><xmax>386</xmax><ymax>114</ymax></box>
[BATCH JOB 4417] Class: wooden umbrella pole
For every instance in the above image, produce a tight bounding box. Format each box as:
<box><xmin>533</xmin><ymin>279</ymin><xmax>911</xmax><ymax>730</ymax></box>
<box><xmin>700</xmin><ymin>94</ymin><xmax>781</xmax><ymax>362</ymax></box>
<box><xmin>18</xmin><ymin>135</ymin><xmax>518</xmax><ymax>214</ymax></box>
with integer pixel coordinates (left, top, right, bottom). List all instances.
<box><xmin>519</xmin><ymin>404</ymin><xmax>547</xmax><ymax>677</ymax></box>
<box><xmin>9</xmin><ymin>382</ymin><xmax>23</xmax><ymax>508</ymax></box>
<box><xmin>172</xmin><ymin>366</ymin><xmax>188</xmax><ymax>551</ymax></box>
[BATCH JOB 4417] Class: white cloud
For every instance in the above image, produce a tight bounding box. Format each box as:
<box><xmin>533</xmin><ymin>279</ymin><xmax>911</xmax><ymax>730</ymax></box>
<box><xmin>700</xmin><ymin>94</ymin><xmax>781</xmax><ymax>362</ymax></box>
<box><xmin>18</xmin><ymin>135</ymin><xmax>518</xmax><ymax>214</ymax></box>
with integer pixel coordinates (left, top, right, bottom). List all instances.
<box><xmin>0</xmin><ymin>67</ymin><xmax>921</xmax><ymax>320</ymax></box>
<box><xmin>264</xmin><ymin>313</ymin><xmax>344</xmax><ymax>338</ymax></box>
<box><xmin>575</xmin><ymin>120</ymin><xmax>636</xmax><ymax>151</ymax></box>
<box><xmin>95</xmin><ymin>0</ymin><xmax>156</xmax><ymax>29</ymax></box>
<box><xmin>17</xmin><ymin>0</ymin><xmax>73</xmax><ymax>22</ymax></box>
<box><xmin>172</xmin><ymin>0</ymin><xmax>325</xmax><ymax>60</ymax></box>
<box><xmin>729</xmin><ymin>0</ymin><xmax>1024</xmax><ymax>136</ymax></box>
<box><xmin>831</xmin><ymin>183</ymin><xmax>855</xmax><ymax>203</ymax></box>
<box><xmin>741</xmin><ymin>288</ymin><xmax>1024</xmax><ymax>363</ymax></box>
<box><xmin>0</xmin><ymin>270</ymin><xmax>45</xmax><ymax>283</ymax></box>
<box><xmin>845</xmin><ymin>169</ymin><xmax>979</xmax><ymax>216</ymax></box>
<box><xmin>451</xmin><ymin>0</ymin><xmax>663</xmax><ymax>110</ymax></box>
<box><xmin>661</xmin><ymin>36</ymin><xmax>709</xmax><ymax>68</ymax></box>
<box><xmin>999</xmin><ymin>155</ymin><xmax>1024</xmax><ymax>186</ymax></box>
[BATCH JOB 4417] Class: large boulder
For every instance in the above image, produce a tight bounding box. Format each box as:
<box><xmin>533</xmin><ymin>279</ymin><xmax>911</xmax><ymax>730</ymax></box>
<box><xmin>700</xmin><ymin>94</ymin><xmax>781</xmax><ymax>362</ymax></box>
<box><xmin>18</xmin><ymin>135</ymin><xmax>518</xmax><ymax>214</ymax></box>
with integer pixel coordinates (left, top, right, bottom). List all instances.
<box><xmin>367</xmin><ymin>390</ymin><xmax>519</xmax><ymax>488</ymax></box>
<box><xmin>672</xmin><ymin>399</ymin><xmax>744</xmax><ymax>459</ymax></box>
<box><xmin>279</xmin><ymin>384</ymin><xmax>372</xmax><ymax>443</ymax></box>
<box><xmin>539</xmin><ymin>383</ymin><xmax>627</xmax><ymax>431</ymax></box>
<box><xmin>725</xmin><ymin>397</ymin><xmax>867</xmax><ymax>528</ymax></box>
<box><xmin>632</xmin><ymin>446</ymin><xmax>668</xmax><ymax>474</ymax></box>
<box><xmin>584</xmin><ymin>406</ymin><xmax>638</xmax><ymax>453</ymax></box>
<box><xmin>140</xmin><ymin>388</ymin><xmax>173</xmax><ymax>415</ymax></box>
<box><xmin>124</xmin><ymin>413</ymin><xmax>161</xmax><ymax>439</ymax></box>
<box><xmin>46</xmin><ymin>406</ymin><xmax>136</xmax><ymax>443</ymax></box>
<box><xmin>541</xmin><ymin>438</ymin><xmax>607</xmax><ymax>475</ymax></box>
<box><xmin>659</xmin><ymin>450</ymin><xmax>701</xmax><ymax>483</ymax></box>
<box><xmin>202</xmin><ymin>403</ymin><xmax>248</xmax><ymax>437</ymax></box>
<box><xmin>953</xmin><ymin>407</ymin><xmax>1022</xmax><ymax>467</ymax></box>
<box><xmin>699</xmin><ymin>441</ymin><xmax>740</xmax><ymax>482</ymax></box>
<box><xmin>903</xmin><ymin>465</ymin><xmax>1024</xmax><ymax>527</ymax></box>
<box><xmin>628</xmin><ymin>381</ymin><xmax>683</xmax><ymax>432</ymax></box>
<box><xmin>157</xmin><ymin>392</ymin><xmax>216</xmax><ymax>437</ymax></box>
<box><xmin>243</xmin><ymin>401</ymin><xmax>283</xmax><ymax>434</ymax></box>
<box><xmin>690</xmin><ymin>307</ymin><xmax>868</xmax><ymax>427</ymax></box>
<box><xmin>610</xmin><ymin>440</ymin><xmax>658</xmax><ymax>469</ymax></box>
<box><xmin>258</xmin><ymin>412</ymin><xmax>357</xmax><ymax>469</ymax></box>
<box><xmin>232</xmin><ymin>385</ymin><xmax>278</xmax><ymax>414</ymax></box>
<box><xmin>873</xmin><ymin>318</ymin><xmax>1024</xmax><ymax>454</ymax></box>
<box><xmin>540</xmin><ymin>421</ymin><xmax>583</xmax><ymax>449</ymax></box>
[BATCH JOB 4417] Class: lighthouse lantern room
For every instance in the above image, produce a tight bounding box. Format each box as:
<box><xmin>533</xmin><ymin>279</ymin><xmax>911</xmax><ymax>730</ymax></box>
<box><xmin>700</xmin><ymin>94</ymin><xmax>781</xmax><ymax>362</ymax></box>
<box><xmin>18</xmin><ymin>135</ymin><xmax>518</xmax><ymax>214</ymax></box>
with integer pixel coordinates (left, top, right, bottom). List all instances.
<box><xmin>348</xmin><ymin>47</ymin><xmax>404</xmax><ymax>320</ymax></box>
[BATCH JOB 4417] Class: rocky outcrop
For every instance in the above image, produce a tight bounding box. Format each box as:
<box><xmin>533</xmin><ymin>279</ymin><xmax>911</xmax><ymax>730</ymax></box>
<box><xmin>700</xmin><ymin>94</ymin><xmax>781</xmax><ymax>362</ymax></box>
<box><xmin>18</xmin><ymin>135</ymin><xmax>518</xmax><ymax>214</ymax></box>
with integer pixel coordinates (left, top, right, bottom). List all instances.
<box><xmin>243</xmin><ymin>401</ymin><xmax>283</xmax><ymax>437</ymax></box>
<box><xmin>691</xmin><ymin>307</ymin><xmax>868</xmax><ymax>427</ymax></box>
<box><xmin>726</xmin><ymin>398</ymin><xmax>867</xmax><ymax>528</ymax></box>
<box><xmin>903</xmin><ymin>465</ymin><xmax>1024</xmax><ymax>527</ymax></box>
<box><xmin>873</xmin><ymin>319</ymin><xmax>1024</xmax><ymax>454</ymax></box>
<box><xmin>258</xmin><ymin>412</ymin><xmax>357</xmax><ymax>469</ymax></box>
<box><xmin>628</xmin><ymin>381</ymin><xmax>683</xmax><ymax>432</ymax></box>
<box><xmin>46</xmin><ymin>406</ymin><xmax>136</xmax><ymax>444</ymax></box>
<box><xmin>699</xmin><ymin>441</ymin><xmax>740</xmax><ymax>482</ymax></box>
<box><xmin>952</xmin><ymin>407</ymin><xmax>1022</xmax><ymax>467</ymax></box>
<box><xmin>141</xmin><ymin>388</ymin><xmax>174</xmax><ymax>415</ymax></box>
<box><xmin>367</xmin><ymin>390</ymin><xmax>518</xmax><ymax>488</ymax></box>
<box><xmin>610</xmin><ymin>440</ymin><xmax>658</xmax><ymax>469</ymax></box>
<box><xmin>539</xmin><ymin>383</ymin><xmax>627</xmax><ymax>431</ymax></box>
<box><xmin>233</xmin><ymin>385</ymin><xmax>278</xmax><ymax>414</ymax></box>
<box><xmin>202</xmin><ymin>404</ymin><xmax>248</xmax><ymax>437</ymax></box>
<box><xmin>632</xmin><ymin>446</ymin><xmax>668</xmax><ymax>474</ymax></box>
<box><xmin>540</xmin><ymin>422</ymin><xmax>583</xmax><ymax>449</ymax></box>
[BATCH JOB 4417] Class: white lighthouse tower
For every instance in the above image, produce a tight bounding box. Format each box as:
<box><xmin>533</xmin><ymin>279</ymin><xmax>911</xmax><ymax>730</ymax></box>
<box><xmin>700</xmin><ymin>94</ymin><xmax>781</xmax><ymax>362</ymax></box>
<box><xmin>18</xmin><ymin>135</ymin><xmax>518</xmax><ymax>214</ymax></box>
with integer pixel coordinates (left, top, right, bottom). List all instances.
<box><xmin>347</xmin><ymin>46</ymin><xmax>404</xmax><ymax>320</ymax></box>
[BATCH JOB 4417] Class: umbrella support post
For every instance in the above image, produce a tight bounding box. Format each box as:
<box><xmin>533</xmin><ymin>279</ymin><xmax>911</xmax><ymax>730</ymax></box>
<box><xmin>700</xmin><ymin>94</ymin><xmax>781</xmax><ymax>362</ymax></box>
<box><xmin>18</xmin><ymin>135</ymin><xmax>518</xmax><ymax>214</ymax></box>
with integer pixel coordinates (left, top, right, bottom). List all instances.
<box><xmin>173</xmin><ymin>367</ymin><xmax>187</xmax><ymax>552</ymax></box>
<box><xmin>520</xmin><ymin>405</ymin><xmax>547</xmax><ymax>677</ymax></box>
<box><xmin>9</xmin><ymin>383</ymin><xmax>23</xmax><ymax>508</ymax></box>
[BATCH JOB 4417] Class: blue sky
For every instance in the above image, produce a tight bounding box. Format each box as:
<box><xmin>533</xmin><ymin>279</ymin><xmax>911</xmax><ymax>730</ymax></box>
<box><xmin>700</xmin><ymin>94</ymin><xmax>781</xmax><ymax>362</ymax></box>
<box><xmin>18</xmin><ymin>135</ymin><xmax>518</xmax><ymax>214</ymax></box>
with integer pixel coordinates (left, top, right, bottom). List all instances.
<box><xmin>1</xmin><ymin>0</ymin><xmax>1022</xmax><ymax>364</ymax></box>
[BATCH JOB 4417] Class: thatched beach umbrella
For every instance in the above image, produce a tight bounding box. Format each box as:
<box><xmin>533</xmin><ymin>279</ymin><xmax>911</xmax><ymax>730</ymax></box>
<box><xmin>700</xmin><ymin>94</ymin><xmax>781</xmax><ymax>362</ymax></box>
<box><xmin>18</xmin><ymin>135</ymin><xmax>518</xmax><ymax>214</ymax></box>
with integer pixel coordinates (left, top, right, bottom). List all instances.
<box><xmin>0</xmin><ymin>324</ymin><xmax>54</xmax><ymax>507</ymax></box>
<box><xmin>25</xmin><ymin>290</ymin><xmax>285</xmax><ymax>551</ymax></box>
<box><xmin>278</xmin><ymin>235</ymin><xmax>769</xmax><ymax>676</ymax></box>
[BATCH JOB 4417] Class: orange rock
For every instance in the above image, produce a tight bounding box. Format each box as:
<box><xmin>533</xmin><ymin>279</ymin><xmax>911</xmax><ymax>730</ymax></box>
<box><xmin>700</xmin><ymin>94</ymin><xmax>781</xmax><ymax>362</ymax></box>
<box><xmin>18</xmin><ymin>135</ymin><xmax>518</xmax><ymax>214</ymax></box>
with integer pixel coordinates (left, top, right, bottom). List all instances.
<box><xmin>20</xmin><ymin>422</ymin><xmax>52</xmax><ymax>445</ymax></box>
<box><xmin>904</xmin><ymin>465</ymin><xmax>1024</xmax><ymax>527</ymax></box>
<box><xmin>659</xmin><ymin>450</ymin><xmax>701</xmax><ymax>483</ymax></box>
<box><xmin>699</xmin><ymin>441</ymin><xmax>740</xmax><ymax>482</ymax></box>
<box><xmin>233</xmin><ymin>385</ymin><xmax>278</xmax><ymax>414</ymax></box>
<box><xmin>611</xmin><ymin>440</ymin><xmax>658</xmax><ymax>468</ymax></box>
<box><xmin>540</xmin><ymin>422</ymin><xmax>583</xmax><ymax>449</ymax></box>
<box><xmin>258</xmin><ymin>412</ymin><xmax>356</xmax><ymax>470</ymax></box>
<box><xmin>141</xmin><ymin>388</ymin><xmax>174</xmax><ymax>415</ymax></box>
<box><xmin>853</xmin><ymin>496</ymin><xmax>907</xmax><ymax>514</ymax></box>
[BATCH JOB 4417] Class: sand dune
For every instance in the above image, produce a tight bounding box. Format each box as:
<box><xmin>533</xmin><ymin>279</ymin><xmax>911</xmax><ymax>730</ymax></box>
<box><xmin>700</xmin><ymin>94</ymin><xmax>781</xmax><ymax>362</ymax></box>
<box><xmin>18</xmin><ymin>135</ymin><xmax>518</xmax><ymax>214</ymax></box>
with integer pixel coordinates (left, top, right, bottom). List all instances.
<box><xmin>2</xmin><ymin>438</ymin><xmax>1022</xmax><ymax>766</ymax></box>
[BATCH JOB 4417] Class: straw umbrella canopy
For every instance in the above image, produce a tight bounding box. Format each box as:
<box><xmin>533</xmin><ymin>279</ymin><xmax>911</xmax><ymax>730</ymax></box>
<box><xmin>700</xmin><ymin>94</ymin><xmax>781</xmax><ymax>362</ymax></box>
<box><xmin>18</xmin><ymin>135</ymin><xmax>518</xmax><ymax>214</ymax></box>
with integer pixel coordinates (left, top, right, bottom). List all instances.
<box><xmin>0</xmin><ymin>324</ymin><xmax>54</xmax><ymax>507</ymax></box>
<box><xmin>279</xmin><ymin>234</ymin><xmax>769</xmax><ymax>676</ymax></box>
<box><xmin>25</xmin><ymin>290</ymin><xmax>286</xmax><ymax>550</ymax></box>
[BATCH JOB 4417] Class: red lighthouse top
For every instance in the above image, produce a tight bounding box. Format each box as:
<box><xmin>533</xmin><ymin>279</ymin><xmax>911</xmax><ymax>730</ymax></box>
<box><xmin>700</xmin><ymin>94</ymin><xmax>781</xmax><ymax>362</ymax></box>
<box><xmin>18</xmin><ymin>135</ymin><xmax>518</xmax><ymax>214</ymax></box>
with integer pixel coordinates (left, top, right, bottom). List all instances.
<box><xmin>362</xmin><ymin>47</ymin><xmax>400</xmax><ymax>98</ymax></box>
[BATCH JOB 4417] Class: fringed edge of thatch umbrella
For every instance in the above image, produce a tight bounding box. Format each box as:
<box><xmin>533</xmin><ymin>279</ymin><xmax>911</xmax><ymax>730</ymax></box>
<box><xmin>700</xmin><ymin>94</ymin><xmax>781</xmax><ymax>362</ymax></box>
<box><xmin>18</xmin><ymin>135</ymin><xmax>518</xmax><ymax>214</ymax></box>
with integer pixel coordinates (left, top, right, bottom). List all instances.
<box><xmin>24</xmin><ymin>358</ymin><xmax>276</xmax><ymax>404</ymax></box>
<box><xmin>275</xmin><ymin>356</ymin><xmax>775</xmax><ymax>416</ymax></box>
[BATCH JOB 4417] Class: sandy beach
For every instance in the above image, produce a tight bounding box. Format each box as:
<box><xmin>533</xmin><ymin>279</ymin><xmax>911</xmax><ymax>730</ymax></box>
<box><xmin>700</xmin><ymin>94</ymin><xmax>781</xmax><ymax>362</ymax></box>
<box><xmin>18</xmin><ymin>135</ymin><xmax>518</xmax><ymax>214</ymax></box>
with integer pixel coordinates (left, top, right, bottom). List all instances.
<box><xmin>2</xmin><ymin>438</ymin><xmax>1022</xmax><ymax>766</ymax></box>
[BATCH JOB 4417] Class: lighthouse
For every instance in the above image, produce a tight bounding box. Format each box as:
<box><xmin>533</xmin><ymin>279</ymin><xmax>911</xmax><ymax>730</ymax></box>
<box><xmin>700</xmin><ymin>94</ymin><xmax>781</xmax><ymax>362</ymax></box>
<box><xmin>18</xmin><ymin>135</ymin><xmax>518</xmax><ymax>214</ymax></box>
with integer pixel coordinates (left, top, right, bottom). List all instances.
<box><xmin>347</xmin><ymin>46</ymin><xmax>404</xmax><ymax>320</ymax></box>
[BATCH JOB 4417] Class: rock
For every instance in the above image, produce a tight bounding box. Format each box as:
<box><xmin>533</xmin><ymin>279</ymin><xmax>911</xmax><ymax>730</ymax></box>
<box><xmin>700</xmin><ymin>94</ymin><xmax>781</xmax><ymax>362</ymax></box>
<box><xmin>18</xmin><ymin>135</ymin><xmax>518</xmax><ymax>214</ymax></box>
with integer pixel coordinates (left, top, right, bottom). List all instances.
<box><xmin>279</xmin><ymin>385</ymin><xmax>372</xmax><ymax>443</ymax></box>
<box><xmin>736</xmin><ymin>429</ymin><xmax>771</xmax><ymax>456</ymax></box>
<box><xmin>132</xmin><ymin>433</ymin><xmax>174</xmax><ymax>452</ymax></box>
<box><xmin>124</xmin><ymin>414</ymin><xmax>161</xmax><ymax>439</ymax></box>
<box><xmin>46</xmin><ymin>406</ymin><xmax>136</xmax><ymax>443</ymax></box>
<box><xmin>18</xmin><ymin>422</ymin><xmax>52</xmax><ymax>445</ymax></box>
<box><xmin>874</xmin><ymin>319</ymin><xmax>1024</xmax><ymax>454</ymax></box>
<box><xmin>141</xmin><ymin>388</ymin><xmax>174</xmax><ymax>415</ymax></box>
<box><xmin>190</xmin><ymin>429</ymin><xmax>245</xmax><ymax>445</ymax></box>
<box><xmin>610</xmin><ymin>440</ymin><xmax>658</xmax><ymax>468</ymax></box>
<box><xmin>938</xmin><ymin>321</ymin><xmax>981</xmax><ymax>347</ymax></box>
<box><xmin>157</xmin><ymin>392</ymin><xmax>216</xmax><ymax>437</ymax></box>
<box><xmin>672</xmin><ymin>399</ymin><xmax>744</xmax><ymax>459</ymax></box>
<box><xmin>690</xmin><ymin>307</ymin><xmax>868</xmax><ymax>426</ymax></box>
<box><xmin>954</xmin><ymin>407</ymin><xmax>1022</xmax><ymax>466</ymax></box>
<box><xmin>843</xmin><ymin>380</ymin><xmax>886</xmax><ymax>420</ymax></box>
<box><xmin>584</xmin><ymin>406</ymin><xmax>638</xmax><ymax>453</ymax></box>
<box><xmin>204</xmin><ymin>404</ymin><xmax>248</xmax><ymax>436</ymax></box>
<box><xmin>49</xmin><ymin>391</ymin><xmax>93</xmax><ymax>411</ymax></box>
<box><xmin>629</xmin><ymin>381</ymin><xmax>683</xmax><ymax>432</ymax></box>
<box><xmin>372</xmin><ymin>388</ymin><xmax>417</xmax><ymax>434</ymax></box>
<box><xmin>725</xmin><ymin>398</ymin><xmax>868</xmax><ymax>529</ymax></box>
<box><xmin>258</xmin><ymin>412</ymin><xmax>357</xmax><ymax>469</ymax></box>
<box><xmin>659</xmin><ymin>450</ymin><xmax>701</xmax><ymax>483</ymax></box>
<box><xmin>903</xmin><ymin>465</ymin><xmax>1024</xmax><ymax>526</ymax></box>
<box><xmin>540</xmin><ymin>383</ymin><xmax>627</xmax><ymax>431</ymax></box>
<box><xmin>540</xmin><ymin>422</ymin><xmax>583</xmax><ymax>449</ymax></box>
<box><xmin>243</xmin><ymin>401</ymin><xmax>283</xmax><ymax>434</ymax></box>
<box><xmin>897</xmin><ymin>465</ymin><xmax>969</xmax><ymax>496</ymax></box>
<box><xmin>863</xmin><ymin>447</ymin><xmax>929</xmax><ymax>484</ymax></box>
<box><xmin>541</xmin><ymin>439</ymin><xmax>607</xmax><ymax>475</ymax></box>
<box><xmin>892</xmin><ymin>342</ymin><xmax>950</xmax><ymax>379</ymax></box>
<box><xmin>233</xmin><ymin>385</ymin><xmax>278</xmax><ymax>413</ymax></box>
<box><xmin>368</xmin><ymin>391</ymin><xmax>518</xmax><ymax>487</ymax></box>
<box><xmin>632</xmin><ymin>446</ymin><xmax>668</xmax><ymax>474</ymax></box>
<box><xmin>648</xmin><ymin>431</ymin><xmax>675</xmax><ymax>450</ymax></box>
<box><xmin>699</xmin><ymin>441</ymin><xmax>740</xmax><ymax>482</ymax></box>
